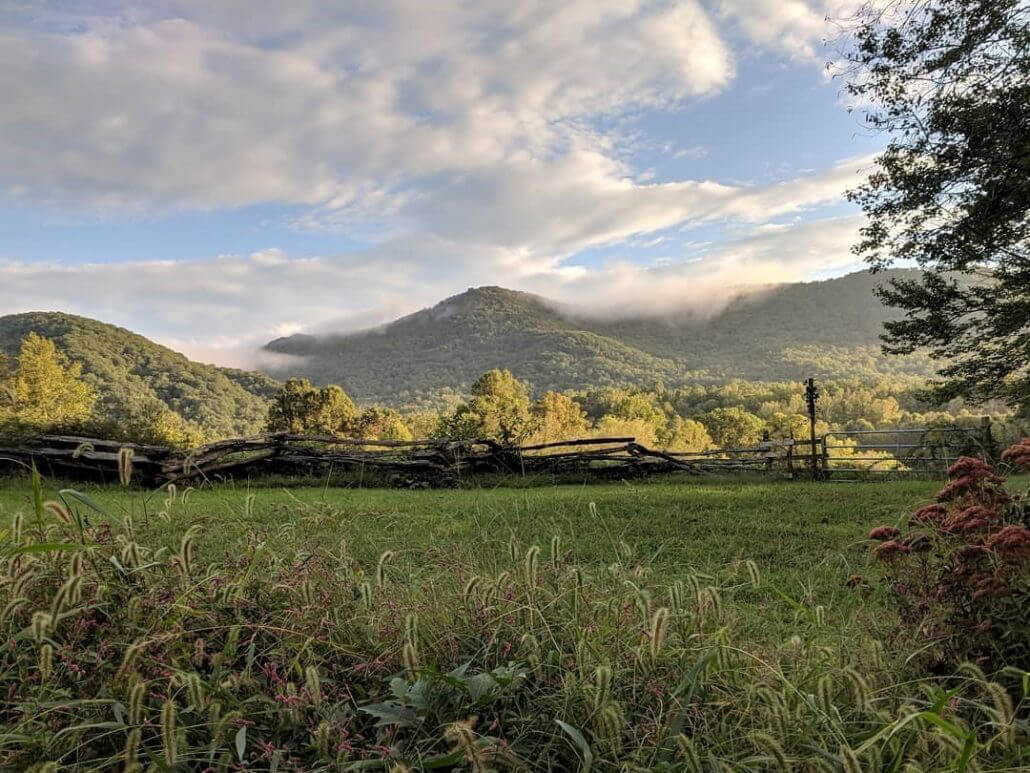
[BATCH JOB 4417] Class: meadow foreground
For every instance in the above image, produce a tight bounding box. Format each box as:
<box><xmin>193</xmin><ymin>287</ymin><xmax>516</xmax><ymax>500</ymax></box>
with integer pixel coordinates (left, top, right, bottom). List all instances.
<box><xmin>0</xmin><ymin>475</ymin><xmax>1026</xmax><ymax>770</ymax></box>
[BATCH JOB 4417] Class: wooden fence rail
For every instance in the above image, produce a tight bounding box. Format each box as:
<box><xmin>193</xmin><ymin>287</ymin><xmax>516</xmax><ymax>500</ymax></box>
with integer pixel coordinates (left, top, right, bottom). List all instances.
<box><xmin>1</xmin><ymin>433</ymin><xmax>747</xmax><ymax>486</ymax></box>
<box><xmin>0</xmin><ymin>422</ymin><xmax>994</xmax><ymax>486</ymax></box>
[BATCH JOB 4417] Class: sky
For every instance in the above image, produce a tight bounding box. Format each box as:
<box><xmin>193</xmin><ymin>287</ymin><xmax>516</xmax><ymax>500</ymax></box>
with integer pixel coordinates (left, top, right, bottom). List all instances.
<box><xmin>0</xmin><ymin>0</ymin><xmax>884</xmax><ymax>366</ymax></box>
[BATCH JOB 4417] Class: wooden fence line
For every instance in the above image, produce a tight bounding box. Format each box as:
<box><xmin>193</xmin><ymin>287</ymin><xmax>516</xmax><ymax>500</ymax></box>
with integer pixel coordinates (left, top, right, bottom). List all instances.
<box><xmin>0</xmin><ymin>418</ymin><xmax>997</xmax><ymax>486</ymax></box>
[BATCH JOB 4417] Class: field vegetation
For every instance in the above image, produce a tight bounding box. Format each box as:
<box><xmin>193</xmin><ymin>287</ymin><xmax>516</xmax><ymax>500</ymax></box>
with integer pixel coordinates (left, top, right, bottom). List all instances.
<box><xmin>0</xmin><ymin>465</ymin><xmax>1027</xmax><ymax>770</ymax></box>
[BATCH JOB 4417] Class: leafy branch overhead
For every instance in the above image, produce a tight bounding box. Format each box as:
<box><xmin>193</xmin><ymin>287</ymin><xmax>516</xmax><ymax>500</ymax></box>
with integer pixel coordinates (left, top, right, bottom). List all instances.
<box><xmin>843</xmin><ymin>0</ymin><xmax>1030</xmax><ymax>413</ymax></box>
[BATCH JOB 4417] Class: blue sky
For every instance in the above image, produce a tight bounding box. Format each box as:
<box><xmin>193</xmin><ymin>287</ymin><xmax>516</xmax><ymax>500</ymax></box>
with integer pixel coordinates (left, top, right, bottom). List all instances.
<box><xmin>0</xmin><ymin>1</ymin><xmax>881</xmax><ymax>365</ymax></box>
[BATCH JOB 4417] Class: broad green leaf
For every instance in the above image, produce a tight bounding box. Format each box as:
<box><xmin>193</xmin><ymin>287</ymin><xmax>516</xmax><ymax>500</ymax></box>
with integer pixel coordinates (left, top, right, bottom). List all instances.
<box><xmin>555</xmin><ymin>719</ymin><xmax>593</xmax><ymax>772</ymax></box>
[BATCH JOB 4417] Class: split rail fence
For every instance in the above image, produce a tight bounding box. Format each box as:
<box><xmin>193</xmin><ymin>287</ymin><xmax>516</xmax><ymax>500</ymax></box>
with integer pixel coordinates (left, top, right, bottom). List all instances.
<box><xmin>0</xmin><ymin>420</ymin><xmax>999</xmax><ymax>487</ymax></box>
<box><xmin>1</xmin><ymin>433</ymin><xmax>757</xmax><ymax>487</ymax></box>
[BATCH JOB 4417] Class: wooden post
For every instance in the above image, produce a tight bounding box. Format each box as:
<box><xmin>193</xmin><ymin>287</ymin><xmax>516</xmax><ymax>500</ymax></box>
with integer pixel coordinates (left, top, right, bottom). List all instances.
<box><xmin>786</xmin><ymin>436</ymin><xmax>795</xmax><ymax>479</ymax></box>
<box><xmin>980</xmin><ymin>416</ymin><xmax>997</xmax><ymax>462</ymax></box>
<box><xmin>761</xmin><ymin>429</ymin><xmax>772</xmax><ymax>475</ymax></box>
<box><xmin>804</xmin><ymin>378</ymin><xmax>820</xmax><ymax>480</ymax></box>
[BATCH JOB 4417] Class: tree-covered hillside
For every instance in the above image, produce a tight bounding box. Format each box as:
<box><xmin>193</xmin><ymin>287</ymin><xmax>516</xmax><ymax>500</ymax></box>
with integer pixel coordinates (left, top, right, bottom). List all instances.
<box><xmin>0</xmin><ymin>312</ymin><xmax>280</xmax><ymax>438</ymax></box>
<box><xmin>264</xmin><ymin>269</ymin><xmax>937</xmax><ymax>406</ymax></box>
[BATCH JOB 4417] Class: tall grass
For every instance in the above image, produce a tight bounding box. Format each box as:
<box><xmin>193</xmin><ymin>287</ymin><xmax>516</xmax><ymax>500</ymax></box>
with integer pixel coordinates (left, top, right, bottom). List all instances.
<box><xmin>0</xmin><ymin>472</ymin><xmax>1027</xmax><ymax>770</ymax></box>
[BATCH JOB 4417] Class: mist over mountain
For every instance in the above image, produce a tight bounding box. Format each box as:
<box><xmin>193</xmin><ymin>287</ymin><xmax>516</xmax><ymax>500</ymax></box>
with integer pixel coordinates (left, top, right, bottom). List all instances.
<box><xmin>264</xmin><ymin>269</ymin><xmax>934</xmax><ymax>407</ymax></box>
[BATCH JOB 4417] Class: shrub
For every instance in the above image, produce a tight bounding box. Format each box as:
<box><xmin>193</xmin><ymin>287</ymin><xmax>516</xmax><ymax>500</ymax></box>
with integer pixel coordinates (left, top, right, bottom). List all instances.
<box><xmin>868</xmin><ymin>445</ymin><xmax>1030</xmax><ymax>672</ymax></box>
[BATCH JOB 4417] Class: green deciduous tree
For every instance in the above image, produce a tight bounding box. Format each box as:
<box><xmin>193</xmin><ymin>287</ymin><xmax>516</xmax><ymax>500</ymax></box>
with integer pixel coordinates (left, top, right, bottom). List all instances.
<box><xmin>265</xmin><ymin>379</ymin><xmax>356</xmax><ymax>435</ymax></box>
<box><xmin>699</xmin><ymin>406</ymin><xmax>765</xmax><ymax>449</ymax></box>
<box><xmin>440</xmin><ymin>369</ymin><xmax>534</xmax><ymax>444</ymax></box>
<box><xmin>1</xmin><ymin>333</ymin><xmax>95</xmax><ymax>433</ymax></box>
<box><xmin>353</xmin><ymin>405</ymin><xmax>413</xmax><ymax>441</ymax></box>
<box><xmin>842</xmin><ymin>0</ymin><xmax>1030</xmax><ymax>413</ymax></box>
<box><xmin>661</xmin><ymin>416</ymin><xmax>713</xmax><ymax>452</ymax></box>
<box><xmin>531</xmin><ymin>391</ymin><xmax>589</xmax><ymax>443</ymax></box>
<box><xmin>117</xmin><ymin>397</ymin><xmax>206</xmax><ymax>448</ymax></box>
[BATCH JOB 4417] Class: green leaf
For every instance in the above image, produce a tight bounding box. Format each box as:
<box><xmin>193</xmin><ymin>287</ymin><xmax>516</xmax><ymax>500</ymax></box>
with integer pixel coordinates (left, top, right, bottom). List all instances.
<box><xmin>60</xmin><ymin>488</ymin><xmax>125</xmax><ymax>528</ymax></box>
<box><xmin>555</xmin><ymin>719</ymin><xmax>593</xmax><ymax>772</ymax></box>
<box><xmin>11</xmin><ymin>542</ymin><xmax>85</xmax><ymax>556</ymax></box>
<box><xmin>235</xmin><ymin>726</ymin><xmax>247</xmax><ymax>761</ymax></box>
<box><xmin>422</xmin><ymin>749</ymin><xmax>466</xmax><ymax>768</ymax></box>
<box><xmin>359</xmin><ymin>701</ymin><xmax>419</xmax><ymax>729</ymax></box>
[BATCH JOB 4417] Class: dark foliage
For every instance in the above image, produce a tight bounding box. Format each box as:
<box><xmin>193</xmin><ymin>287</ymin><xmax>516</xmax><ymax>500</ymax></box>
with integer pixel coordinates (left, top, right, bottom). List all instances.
<box><xmin>843</xmin><ymin>0</ymin><xmax>1030</xmax><ymax>413</ymax></box>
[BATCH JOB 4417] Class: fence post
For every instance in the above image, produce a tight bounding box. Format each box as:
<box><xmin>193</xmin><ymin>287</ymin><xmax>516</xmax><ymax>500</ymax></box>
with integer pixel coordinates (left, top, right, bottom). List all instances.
<box><xmin>980</xmin><ymin>416</ymin><xmax>998</xmax><ymax>462</ymax></box>
<box><xmin>786</xmin><ymin>437</ymin><xmax>794</xmax><ymax>479</ymax></box>
<box><xmin>804</xmin><ymin>378</ymin><xmax>820</xmax><ymax>480</ymax></box>
<box><xmin>761</xmin><ymin>430</ymin><xmax>772</xmax><ymax>475</ymax></box>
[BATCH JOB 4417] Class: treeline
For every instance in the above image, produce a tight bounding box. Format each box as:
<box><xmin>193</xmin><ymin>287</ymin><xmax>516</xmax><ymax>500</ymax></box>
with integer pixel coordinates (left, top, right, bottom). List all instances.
<box><xmin>3</xmin><ymin>332</ymin><xmax>1025</xmax><ymax>453</ymax></box>
<box><xmin>264</xmin><ymin>370</ymin><xmax>1027</xmax><ymax>453</ymax></box>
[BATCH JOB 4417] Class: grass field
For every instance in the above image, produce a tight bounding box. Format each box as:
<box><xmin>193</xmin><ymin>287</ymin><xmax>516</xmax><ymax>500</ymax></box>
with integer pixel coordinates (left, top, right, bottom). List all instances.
<box><xmin>1</xmin><ymin>473</ymin><xmax>1027</xmax><ymax>770</ymax></box>
<box><xmin>0</xmin><ymin>475</ymin><xmax>942</xmax><ymax>639</ymax></box>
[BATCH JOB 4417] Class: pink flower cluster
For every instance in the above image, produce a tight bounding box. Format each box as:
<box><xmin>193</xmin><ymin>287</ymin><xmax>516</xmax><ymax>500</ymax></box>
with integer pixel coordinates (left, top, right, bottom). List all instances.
<box><xmin>1001</xmin><ymin>437</ymin><xmax>1030</xmax><ymax>470</ymax></box>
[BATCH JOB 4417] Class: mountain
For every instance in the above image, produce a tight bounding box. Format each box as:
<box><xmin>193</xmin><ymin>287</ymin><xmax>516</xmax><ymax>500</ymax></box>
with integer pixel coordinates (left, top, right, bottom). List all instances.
<box><xmin>264</xmin><ymin>269</ymin><xmax>936</xmax><ymax>405</ymax></box>
<box><xmin>0</xmin><ymin>312</ymin><xmax>280</xmax><ymax>437</ymax></box>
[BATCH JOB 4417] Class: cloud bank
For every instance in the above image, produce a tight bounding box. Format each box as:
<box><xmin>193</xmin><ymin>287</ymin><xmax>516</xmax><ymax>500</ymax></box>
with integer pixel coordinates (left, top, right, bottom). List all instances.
<box><xmin>0</xmin><ymin>1</ymin><xmax>874</xmax><ymax>364</ymax></box>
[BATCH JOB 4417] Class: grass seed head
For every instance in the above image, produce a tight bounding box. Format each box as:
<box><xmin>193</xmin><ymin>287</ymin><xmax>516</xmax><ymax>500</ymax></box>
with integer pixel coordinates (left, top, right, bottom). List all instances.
<box><xmin>186</xmin><ymin>672</ymin><xmax>205</xmax><ymax>710</ymax></box>
<box><xmin>128</xmin><ymin>678</ymin><xmax>146</xmax><ymax>725</ymax></box>
<box><xmin>38</xmin><ymin>643</ymin><xmax>53</xmax><ymax>681</ymax></box>
<box><xmin>842</xmin><ymin>667</ymin><xmax>871</xmax><ymax>711</ymax></box>
<box><xmin>675</xmin><ymin>734</ymin><xmax>703</xmax><ymax>772</ymax></box>
<box><xmin>116</xmin><ymin>639</ymin><xmax>145</xmax><ymax>682</ymax></box>
<box><xmin>816</xmin><ymin>673</ymin><xmax>835</xmax><ymax>715</ymax></box>
<box><xmin>118</xmin><ymin>446</ymin><xmax>134</xmax><ymax>486</ymax></box>
<box><xmin>745</xmin><ymin>559</ymin><xmax>761</xmax><ymax>588</ymax></box>
<box><xmin>402</xmin><ymin>640</ymin><xmax>419</xmax><ymax>680</ymax></box>
<box><xmin>463</xmin><ymin>575</ymin><xmax>482</xmax><ymax>606</ymax></box>
<box><xmin>839</xmin><ymin>743</ymin><xmax>862</xmax><ymax>773</ymax></box>
<box><xmin>376</xmin><ymin>550</ymin><xmax>395</xmax><ymax>587</ymax></box>
<box><xmin>404</xmin><ymin>613</ymin><xmax>419</xmax><ymax>646</ymax></box>
<box><xmin>305</xmin><ymin>665</ymin><xmax>322</xmax><ymax>706</ymax></box>
<box><xmin>123</xmin><ymin>726</ymin><xmax>141</xmax><ymax>766</ymax></box>
<box><xmin>31</xmin><ymin>611</ymin><xmax>51</xmax><ymax>644</ymax></box>
<box><xmin>550</xmin><ymin>534</ymin><xmax>562</xmax><ymax>567</ymax></box>
<box><xmin>649</xmin><ymin>606</ymin><xmax>670</xmax><ymax>663</ymax></box>
<box><xmin>752</xmin><ymin>732</ymin><xmax>789</xmax><ymax>771</ymax></box>
<box><xmin>313</xmin><ymin>720</ymin><xmax>331</xmax><ymax>756</ymax></box>
<box><xmin>445</xmin><ymin>717</ymin><xmax>485</xmax><ymax>773</ymax></box>
<box><xmin>524</xmin><ymin>544</ymin><xmax>540</xmax><ymax>587</ymax></box>
<box><xmin>43</xmin><ymin>500</ymin><xmax>73</xmax><ymax>525</ymax></box>
<box><xmin>160</xmin><ymin>699</ymin><xmax>177</xmax><ymax>765</ymax></box>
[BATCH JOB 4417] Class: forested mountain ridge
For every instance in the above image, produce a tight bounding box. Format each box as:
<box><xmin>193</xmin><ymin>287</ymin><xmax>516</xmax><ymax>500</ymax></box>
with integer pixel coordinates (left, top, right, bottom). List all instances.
<box><xmin>264</xmin><ymin>269</ymin><xmax>936</xmax><ymax>406</ymax></box>
<box><xmin>0</xmin><ymin>312</ymin><xmax>280</xmax><ymax>437</ymax></box>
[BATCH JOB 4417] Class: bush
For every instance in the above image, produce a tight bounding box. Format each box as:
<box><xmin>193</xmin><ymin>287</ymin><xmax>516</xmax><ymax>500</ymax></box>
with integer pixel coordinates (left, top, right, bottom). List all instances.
<box><xmin>868</xmin><ymin>444</ymin><xmax>1030</xmax><ymax>672</ymax></box>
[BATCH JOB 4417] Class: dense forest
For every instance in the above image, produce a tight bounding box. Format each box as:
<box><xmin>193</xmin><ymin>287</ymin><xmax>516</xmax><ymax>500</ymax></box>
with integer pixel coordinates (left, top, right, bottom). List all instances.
<box><xmin>264</xmin><ymin>269</ymin><xmax>940</xmax><ymax>408</ymax></box>
<box><xmin>0</xmin><ymin>312</ymin><xmax>279</xmax><ymax>440</ymax></box>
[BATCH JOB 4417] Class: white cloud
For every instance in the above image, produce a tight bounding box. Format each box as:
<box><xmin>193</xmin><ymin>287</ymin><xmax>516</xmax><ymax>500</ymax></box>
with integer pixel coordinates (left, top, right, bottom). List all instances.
<box><xmin>0</xmin><ymin>0</ymin><xmax>876</xmax><ymax>364</ymax></box>
<box><xmin>0</xmin><ymin>211</ymin><xmax>866</xmax><ymax>362</ymax></box>
<box><xmin>0</xmin><ymin>1</ymin><xmax>735</xmax><ymax>216</ymax></box>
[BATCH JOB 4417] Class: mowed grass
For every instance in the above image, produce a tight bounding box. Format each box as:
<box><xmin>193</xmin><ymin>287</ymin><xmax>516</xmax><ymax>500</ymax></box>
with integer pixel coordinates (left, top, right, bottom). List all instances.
<box><xmin>0</xmin><ymin>474</ymin><xmax>949</xmax><ymax>641</ymax></box>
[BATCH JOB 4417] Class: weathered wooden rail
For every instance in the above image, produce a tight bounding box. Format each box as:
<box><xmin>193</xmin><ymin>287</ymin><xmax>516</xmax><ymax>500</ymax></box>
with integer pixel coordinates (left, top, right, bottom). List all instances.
<box><xmin>0</xmin><ymin>433</ymin><xmax>761</xmax><ymax>486</ymax></box>
<box><xmin>1</xmin><ymin>422</ymin><xmax>996</xmax><ymax>486</ymax></box>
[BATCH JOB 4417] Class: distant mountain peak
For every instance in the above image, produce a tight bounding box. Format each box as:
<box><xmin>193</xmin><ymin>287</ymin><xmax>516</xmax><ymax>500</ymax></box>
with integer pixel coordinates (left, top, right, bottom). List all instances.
<box><xmin>259</xmin><ymin>269</ymin><xmax>931</xmax><ymax>406</ymax></box>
